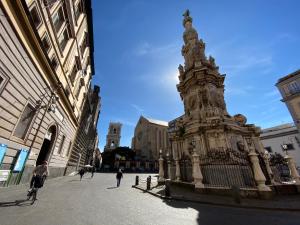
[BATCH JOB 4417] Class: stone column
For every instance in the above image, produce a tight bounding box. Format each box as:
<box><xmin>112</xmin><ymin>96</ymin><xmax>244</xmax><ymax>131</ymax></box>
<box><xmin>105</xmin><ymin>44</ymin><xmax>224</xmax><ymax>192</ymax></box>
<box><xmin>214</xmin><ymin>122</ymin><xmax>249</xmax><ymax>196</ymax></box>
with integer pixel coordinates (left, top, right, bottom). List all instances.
<box><xmin>167</xmin><ymin>158</ymin><xmax>172</xmax><ymax>180</ymax></box>
<box><xmin>192</xmin><ymin>151</ymin><xmax>204</xmax><ymax>189</ymax></box>
<box><xmin>136</xmin><ymin>161</ymin><xmax>141</xmax><ymax>169</ymax></box>
<box><xmin>114</xmin><ymin>160</ymin><xmax>119</xmax><ymax>169</ymax></box>
<box><xmin>248</xmin><ymin>151</ymin><xmax>271</xmax><ymax>192</ymax></box>
<box><xmin>175</xmin><ymin>158</ymin><xmax>181</xmax><ymax>181</ymax></box>
<box><xmin>285</xmin><ymin>154</ymin><xmax>300</xmax><ymax>184</ymax></box>
<box><xmin>158</xmin><ymin>155</ymin><xmax>165</xmax><ymax>182</ymax></box>
<box><xmin>263</xmin><ymin>151</ymin><xmax>276</xmax><ymax>184</ymax></box>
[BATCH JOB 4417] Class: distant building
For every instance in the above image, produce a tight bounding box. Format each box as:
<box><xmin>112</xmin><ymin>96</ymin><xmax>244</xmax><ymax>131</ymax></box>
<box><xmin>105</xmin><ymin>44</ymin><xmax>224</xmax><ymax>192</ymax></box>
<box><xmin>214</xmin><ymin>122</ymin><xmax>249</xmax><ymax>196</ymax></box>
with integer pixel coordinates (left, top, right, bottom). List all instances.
<box><xmin>131</xmin><ymin>116</ymin><xmax>169</xmax><ymax>160</ymax></box>
<box><xmin>276</xmin><ymin>69</ymin><xmax>300</xmax><ymax>132</ymax></box>
<box><xmin>104</xmin><ymin>122</ymin><xmax>122</xmax><ymax>151</ymax></box>
<box><xmin>260</xmin><ymin>123</ymin><xmax>300</xmax><ymax>167</ymax></box>
<box><xmin>66</xmin><ymin>85</ymin><xmax>101</xmax><ymax>173</ymax></box>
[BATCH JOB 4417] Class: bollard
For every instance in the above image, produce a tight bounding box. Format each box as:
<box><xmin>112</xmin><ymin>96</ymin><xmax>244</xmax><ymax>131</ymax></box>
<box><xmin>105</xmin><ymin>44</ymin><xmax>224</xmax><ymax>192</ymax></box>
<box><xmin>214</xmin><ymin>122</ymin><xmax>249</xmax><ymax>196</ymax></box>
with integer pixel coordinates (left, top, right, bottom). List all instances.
<box><xmin>231</xmin><ymin>185</ymin><xmax>241</xmax><ymax>204</ymax></box>
<box><xmin>146</xmin><ymin>176</ymin><xmax>151</xmax><ymax>190</ymax></box>
<box><xmin>135</xmin><ymin>175</ymin><xmax>139</xmax><ymax>186</ymax></box>
<box><xmin>165</xmin><ymin>179</ymin><xmax>171</xmax><ymax>197</ymax></box>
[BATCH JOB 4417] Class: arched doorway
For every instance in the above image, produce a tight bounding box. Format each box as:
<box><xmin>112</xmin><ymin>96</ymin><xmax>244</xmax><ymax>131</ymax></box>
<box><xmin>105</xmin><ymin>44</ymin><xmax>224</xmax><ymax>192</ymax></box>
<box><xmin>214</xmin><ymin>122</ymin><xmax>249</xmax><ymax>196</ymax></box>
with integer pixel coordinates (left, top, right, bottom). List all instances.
<box><xmin>36</xmin><ymin>125</ymin><xmax>57</xmax><ymax>166</ymax></box>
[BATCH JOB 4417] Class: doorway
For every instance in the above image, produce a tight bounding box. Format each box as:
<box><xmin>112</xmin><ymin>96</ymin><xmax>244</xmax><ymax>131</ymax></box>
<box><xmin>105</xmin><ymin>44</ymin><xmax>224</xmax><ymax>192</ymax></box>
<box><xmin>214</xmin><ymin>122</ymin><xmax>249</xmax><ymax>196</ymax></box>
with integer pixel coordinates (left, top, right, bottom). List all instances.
<box><xmin>36</xmin><ymin>125</ymin><xmax>57</xmax><ymax>166</ymax></box>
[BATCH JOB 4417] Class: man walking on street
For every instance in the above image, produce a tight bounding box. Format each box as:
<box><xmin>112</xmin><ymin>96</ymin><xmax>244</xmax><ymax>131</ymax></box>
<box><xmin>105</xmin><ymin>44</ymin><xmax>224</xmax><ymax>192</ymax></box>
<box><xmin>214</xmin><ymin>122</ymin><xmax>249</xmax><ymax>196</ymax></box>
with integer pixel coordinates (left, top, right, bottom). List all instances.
<box><xmin>79</xmin><ymin>168</ymin><xmax>85</xmax><ymax>181</ymax></box>
<box><xmin>116</xmin><ymin>169</ymin><xmax>123</xmax><ymax>187</ymax></box>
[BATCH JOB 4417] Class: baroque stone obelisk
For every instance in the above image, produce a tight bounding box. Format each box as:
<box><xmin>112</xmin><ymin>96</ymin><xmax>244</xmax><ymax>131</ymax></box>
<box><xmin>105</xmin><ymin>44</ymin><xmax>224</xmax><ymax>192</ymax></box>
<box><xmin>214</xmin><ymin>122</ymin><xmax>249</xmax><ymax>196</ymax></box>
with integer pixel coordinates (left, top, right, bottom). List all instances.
<box><xmin>169</xmin><ymin>10</ymin><xmax>272</xmax><ymax>194</ymax></box>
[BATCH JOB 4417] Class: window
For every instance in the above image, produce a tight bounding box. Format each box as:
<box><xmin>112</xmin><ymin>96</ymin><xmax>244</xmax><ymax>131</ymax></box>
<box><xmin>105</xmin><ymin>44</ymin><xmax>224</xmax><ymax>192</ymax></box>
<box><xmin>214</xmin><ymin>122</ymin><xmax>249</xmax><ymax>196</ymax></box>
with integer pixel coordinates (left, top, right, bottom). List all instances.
<box><xmin>264</xmin><ymin>147</ymin><xmax>272</xmax><ymax>153</ymax></box>
<box><xmin>30</xmin><ymin>6</ymin><xmax>42</xmax><ymax>27</ymax></box>
<box><xmin>69</xmin><ymin>56</ymin><xmax>80</xmax><ymax>85</ymax></box>
<box><xmin>288</xmin><ymin>81</ymin><xmax>300</xmax><ymax>94</ymax></box>
<box><xmin>85</xmin><ymin>115</ymin><xmax>92</xmax><ymax>134</ymax></box>
<box><xmin>52</xmin><ymin>7</ymin><xmax>65</xmax><ymax>32</ymax></box>
<box><xmin>282</xmin><ymin>143</ymin><xmax>294</xmax><ymax>151</ymax></box>
<box><xmin>66</xmin><ymin>141</ymin><xmax>72</xmax><ymax>156</ymax></box>
<box><xmin>80</xmin><ymin>32</ymin><xmax>88</xmax><ymax>56</ymax></box>
<box><xmin>14</xmin><ymin>104</ymin><xmax>35</xmax><ymax>139</ymax></box>
<box><xmin>51</xmin><ymin>56</ymin><xmax>58</xmax><ymax>70</ymax></box>
<box><xmin>57</xmin><ymin>135</ymin><xmax>65</xmax><ymax>154</ymax></box>
<box><xmin>58</xmin><ymin>29</ymin><xmax>69</xmax><ymax>51</ymax></box>
<box><xmin>0</xmin><ymin>73</ymin><xmax>8</xmax><ymax>95</ymax></box>
<box><xmin>74</xmin><ymin>0</ymin><xmax>84</xmax><ymax>22</ymax></box>
<box><xmin>41</xmin><ymin>34</ymin><xmax>51</xmax><ymax>52</ymax></box>
<box><xmin>75</xmin><ymin>85</ymin><xmax>82</xmax><ymax>99</ymax></box>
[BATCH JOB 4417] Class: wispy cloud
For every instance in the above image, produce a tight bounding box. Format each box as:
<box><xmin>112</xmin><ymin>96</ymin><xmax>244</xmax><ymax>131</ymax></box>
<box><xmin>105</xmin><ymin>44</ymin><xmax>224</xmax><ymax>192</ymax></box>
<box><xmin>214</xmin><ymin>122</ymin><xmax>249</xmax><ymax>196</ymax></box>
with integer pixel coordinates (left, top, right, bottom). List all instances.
<box><xmin>110</xmin><ymin>117</ymin><xmax>135</xmax><ymax>127</ymax></box>
<box><xmin>222</xmin><ymin>55</ymin><xmax>273</xmax><ymax>76</ymax></box>
<box><xmin>264</xmin><ymin>89</ymin><xmax>280</xmax><ymax>98</ymax></box>
<box><xmin>131</xmin><ymin>104</ymin><xmax>144</xmax><ymax>114</ymax></box>
<box><xmin>226</xmin><ymin>85</ymin><xmax>254</xmax><ymax>96</ymax></box>
<box><xmin>133</xmin><ymin>41</ymin><xmax>180</xmax><ymax>57</ymax></box>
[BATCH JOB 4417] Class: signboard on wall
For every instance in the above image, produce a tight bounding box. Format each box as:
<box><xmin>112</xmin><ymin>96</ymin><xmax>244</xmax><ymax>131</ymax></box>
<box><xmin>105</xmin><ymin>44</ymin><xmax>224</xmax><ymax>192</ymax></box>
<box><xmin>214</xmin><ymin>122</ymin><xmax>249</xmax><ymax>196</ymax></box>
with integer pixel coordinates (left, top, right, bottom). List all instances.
<box><xmin>0</xmin><ymin>170</ymin><xmax>10</xmax><ymax>182</ymax></box>
<box><xmin>0</xmin><ymin>144</ymin><xmax>7</xmax><ymax>165</ymax></box>
<box><xmin>13</xmin><ymin>149</ymin><xmax>29</xmax><ymax>172</ymax></box>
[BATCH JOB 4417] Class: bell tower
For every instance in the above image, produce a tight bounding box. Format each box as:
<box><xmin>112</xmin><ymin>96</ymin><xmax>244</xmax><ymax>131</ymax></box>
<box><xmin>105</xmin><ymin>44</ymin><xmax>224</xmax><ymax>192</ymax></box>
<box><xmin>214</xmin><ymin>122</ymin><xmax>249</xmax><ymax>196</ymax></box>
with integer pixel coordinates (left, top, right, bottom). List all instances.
<box><xmin>104</xmin><ymin>122</ymin><xmax>122</xmax><ymax>151</ymax></box>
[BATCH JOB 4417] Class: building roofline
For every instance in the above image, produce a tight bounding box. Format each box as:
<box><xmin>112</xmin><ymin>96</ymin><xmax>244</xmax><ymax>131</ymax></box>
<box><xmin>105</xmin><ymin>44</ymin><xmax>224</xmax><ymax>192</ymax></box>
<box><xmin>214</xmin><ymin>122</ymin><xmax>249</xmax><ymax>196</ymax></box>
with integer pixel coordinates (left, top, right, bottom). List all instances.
<box><xmin>276</xmin><ymin>69</ymin><xmax>300</xmax><ymax>85</ymax></box>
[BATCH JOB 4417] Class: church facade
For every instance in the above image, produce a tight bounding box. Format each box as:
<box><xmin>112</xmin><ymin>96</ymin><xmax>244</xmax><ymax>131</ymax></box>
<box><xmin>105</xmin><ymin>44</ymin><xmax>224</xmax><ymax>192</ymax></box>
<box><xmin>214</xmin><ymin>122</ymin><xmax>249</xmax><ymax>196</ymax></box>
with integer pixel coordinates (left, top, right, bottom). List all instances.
<box><xmin>131</xmin><ymin>116</ymin><xmax>168</xmax><ymax>160</ymax></box>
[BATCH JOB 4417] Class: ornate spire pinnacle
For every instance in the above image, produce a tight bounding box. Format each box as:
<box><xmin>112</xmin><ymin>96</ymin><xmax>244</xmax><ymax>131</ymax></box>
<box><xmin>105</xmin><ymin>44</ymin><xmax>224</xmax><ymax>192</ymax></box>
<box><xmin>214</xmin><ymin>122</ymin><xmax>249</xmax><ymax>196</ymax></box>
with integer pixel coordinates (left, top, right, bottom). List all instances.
<box><xmin>183</xmin><ymin>9</ymin><xmax>193</xmax><ymax>28</ymax></box>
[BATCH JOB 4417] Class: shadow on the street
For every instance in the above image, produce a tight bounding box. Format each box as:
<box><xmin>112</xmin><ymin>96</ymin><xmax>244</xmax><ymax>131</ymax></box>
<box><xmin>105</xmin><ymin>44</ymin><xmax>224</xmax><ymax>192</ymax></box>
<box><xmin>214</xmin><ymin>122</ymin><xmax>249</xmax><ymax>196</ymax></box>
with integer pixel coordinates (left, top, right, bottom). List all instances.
<box><xmin>107</xmin><ymin>186</ymin><xmax>118</xmax><ymax>189</ymax></box>
<box><xmin>0</xmin><ymin>199</ymin><xmax>32</xmax><ymax>207</ymax></box>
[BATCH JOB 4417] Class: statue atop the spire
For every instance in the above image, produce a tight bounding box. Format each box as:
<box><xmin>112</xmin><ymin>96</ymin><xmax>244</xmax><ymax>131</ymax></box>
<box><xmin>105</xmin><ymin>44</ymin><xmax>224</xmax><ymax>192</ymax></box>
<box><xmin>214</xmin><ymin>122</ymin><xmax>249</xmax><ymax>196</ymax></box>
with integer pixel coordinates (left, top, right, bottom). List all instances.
<box><xmin>181</xmin><ymin>10</ymin><xmax>206</xmax><ymax>70</ymax></box>
<box><xmin>183</xmin><ymin>9</ymin><xmax>192</xmax><ymax>28</ymax></box>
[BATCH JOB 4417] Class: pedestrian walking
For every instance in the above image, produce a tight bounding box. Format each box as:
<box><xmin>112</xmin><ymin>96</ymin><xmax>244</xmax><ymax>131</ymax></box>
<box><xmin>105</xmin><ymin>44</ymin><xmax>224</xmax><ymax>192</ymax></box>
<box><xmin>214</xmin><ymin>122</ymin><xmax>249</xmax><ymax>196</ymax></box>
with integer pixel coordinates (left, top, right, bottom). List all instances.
<box><xmin>79</xmin><ymin>168</ymin><xmax>85</xmax><ymax>181</ymax></box>
<box><xmin>116</xmin><ymin>169</ymin><xmax>123</xmax><ymax>187</ymax></box>
<box><xmin>28</xmin><ymin>160</ymin><xmax>49</xmax><ymax>192</ymax></box>
<box><xmin>91</xmin><ymin>166</ymin><xmax>95</xmax><ymax>178</ymax></box>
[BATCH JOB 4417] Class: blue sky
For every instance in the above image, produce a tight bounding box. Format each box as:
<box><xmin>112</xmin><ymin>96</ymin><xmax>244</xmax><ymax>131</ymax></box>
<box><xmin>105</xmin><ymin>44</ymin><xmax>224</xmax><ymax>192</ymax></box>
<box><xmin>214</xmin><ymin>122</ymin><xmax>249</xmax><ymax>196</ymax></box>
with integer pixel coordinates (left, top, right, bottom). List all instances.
<box><xmin>92</xmin><ymin>0</ymin><xmax>300</xmax><ymax>151</ymax></box>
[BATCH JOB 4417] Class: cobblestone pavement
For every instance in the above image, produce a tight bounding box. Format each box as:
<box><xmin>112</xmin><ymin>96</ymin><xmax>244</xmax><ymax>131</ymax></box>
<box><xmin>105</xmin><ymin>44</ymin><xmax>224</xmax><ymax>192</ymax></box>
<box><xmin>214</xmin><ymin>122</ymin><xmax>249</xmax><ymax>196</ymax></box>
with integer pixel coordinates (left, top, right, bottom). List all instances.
<box><xmin>0</xmin><ymin>173</ymin><xmax>299</xmax><ymax>225</ymax></box>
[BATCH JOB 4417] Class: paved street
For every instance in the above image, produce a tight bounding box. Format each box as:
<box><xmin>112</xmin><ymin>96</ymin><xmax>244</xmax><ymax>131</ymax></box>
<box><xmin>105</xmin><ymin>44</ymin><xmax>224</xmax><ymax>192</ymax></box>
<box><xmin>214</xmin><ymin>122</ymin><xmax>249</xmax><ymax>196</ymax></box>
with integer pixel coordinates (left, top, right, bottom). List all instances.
<box><xmin>0</xmin><ymin>173</ymin><xmax>300</xmax><ymax>225</ymax></box>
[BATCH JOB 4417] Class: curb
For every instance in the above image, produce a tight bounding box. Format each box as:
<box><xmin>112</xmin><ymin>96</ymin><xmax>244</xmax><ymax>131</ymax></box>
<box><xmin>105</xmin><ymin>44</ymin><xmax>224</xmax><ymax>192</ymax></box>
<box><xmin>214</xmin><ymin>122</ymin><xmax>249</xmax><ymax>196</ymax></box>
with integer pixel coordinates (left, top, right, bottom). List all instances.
<box><xmin>132</xmin><ymin>185</ymin><xmax>300</xmax><ymax>212</ymax></box>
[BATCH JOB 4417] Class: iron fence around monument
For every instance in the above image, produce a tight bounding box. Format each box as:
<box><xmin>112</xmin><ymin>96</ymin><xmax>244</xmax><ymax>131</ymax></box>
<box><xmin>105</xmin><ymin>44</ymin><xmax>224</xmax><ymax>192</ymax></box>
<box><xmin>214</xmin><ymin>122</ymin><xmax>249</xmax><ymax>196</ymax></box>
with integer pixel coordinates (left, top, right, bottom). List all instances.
<box><xmin>199</xmin><ymin>149</ymin><xmax>256</xmax><ymax>188</ymax></box>
<box><xmin>269</xmin><ymin>153</ymin><xmax>292</xmax><ymax>183</ymax></box>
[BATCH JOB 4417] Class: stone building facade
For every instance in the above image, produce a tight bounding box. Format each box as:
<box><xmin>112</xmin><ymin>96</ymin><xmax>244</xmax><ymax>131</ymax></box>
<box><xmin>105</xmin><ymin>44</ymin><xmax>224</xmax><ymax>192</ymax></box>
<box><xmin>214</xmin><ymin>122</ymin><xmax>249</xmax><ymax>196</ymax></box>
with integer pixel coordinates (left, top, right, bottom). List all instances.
<box><xmin>276</xmin><ymin>70</ymin><xmax>300</xmax><ymax>132</ymax></box>
<box><xmin>104</xmin><ymin>122</ymin><xmax>122</xmax><ymax>152</ymax></box>
<box><xmin>260</xmin><ymin>123</ymin><xmax>300</xmax><ymax>167</ymax></box>
<box><xmin>131</xmin><ymin>116</ymin><xmax>168</xmax><ymax>160</ymax></box>
<box><xmin>166</xmin><ymin>10</ymin><xmax>272</xmax><ymax>194</ymax></box>
<box><xmin>66</xmin><ymin>85</ymin><xmax>100</xmax><ymax>173</ymax></box>
<box><xmin>0</xmin><ymin>0</ymin><xmax>95</xmax><ymax>185</ymax></box>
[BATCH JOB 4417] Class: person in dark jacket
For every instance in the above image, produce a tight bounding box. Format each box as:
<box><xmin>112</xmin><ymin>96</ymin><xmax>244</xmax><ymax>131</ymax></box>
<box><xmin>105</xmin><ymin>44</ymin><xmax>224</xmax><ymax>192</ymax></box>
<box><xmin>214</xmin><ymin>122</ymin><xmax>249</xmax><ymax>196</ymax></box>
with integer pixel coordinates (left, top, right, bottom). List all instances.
<box><xmin>79</xmin><ymin>168</ymin><xmax>85</xmax><ymax>181</ymax></box>
<box><xmin>91</xmin><ymin>166</ymin><xmax>96</xmax><ymax>178</ymax></box>
<box><xmin>116</xmin><ymin>169</ymin><xmax>123</xmax><ymax>187</ymax></box>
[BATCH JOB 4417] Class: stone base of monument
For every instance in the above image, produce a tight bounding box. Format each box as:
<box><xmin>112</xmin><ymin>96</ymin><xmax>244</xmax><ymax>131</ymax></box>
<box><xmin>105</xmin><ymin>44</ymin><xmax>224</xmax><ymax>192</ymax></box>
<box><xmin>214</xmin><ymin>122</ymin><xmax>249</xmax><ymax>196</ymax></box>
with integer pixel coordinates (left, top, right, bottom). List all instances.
<box><xmin>158</xmin><ymin>179</ymin><xmax>165</xmax><ymax>185</ymax></box>
<box><xmin>271</xmin><ymin>184</ymin><xmax>299</xmax><ymax>195</ymax></box>
<box><xmin>258</xmin><ymin>190</ymin><xmax>274</xmax><ymax>200</ymax></box>
<box><xmin>195</xmin><ymin>186</ymin><xmax>261</xmax><ymax>198</ymax></box>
